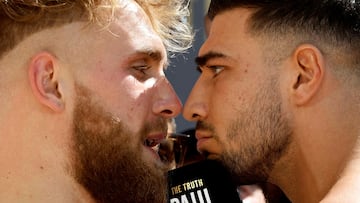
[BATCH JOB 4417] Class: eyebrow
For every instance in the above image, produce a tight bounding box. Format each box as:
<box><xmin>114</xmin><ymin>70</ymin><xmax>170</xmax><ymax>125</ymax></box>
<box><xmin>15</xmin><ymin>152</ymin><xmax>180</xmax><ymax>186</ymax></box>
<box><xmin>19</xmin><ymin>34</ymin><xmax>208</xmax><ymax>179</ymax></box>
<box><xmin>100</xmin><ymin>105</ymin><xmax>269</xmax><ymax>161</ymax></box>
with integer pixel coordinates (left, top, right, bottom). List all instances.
<box><xmin>134</xmin><ymin>48</ymin><xmax>169</xmax><ymax>67</ymax></box>
<box><xmin>195</xmin><ymin>51</ymin><xmax>227</xmax><ymax>67</ymax></box>
<box><xmin>135</xmin><ymin>48</ymin><xmax>164</xmax><ymax>61</ymax></box>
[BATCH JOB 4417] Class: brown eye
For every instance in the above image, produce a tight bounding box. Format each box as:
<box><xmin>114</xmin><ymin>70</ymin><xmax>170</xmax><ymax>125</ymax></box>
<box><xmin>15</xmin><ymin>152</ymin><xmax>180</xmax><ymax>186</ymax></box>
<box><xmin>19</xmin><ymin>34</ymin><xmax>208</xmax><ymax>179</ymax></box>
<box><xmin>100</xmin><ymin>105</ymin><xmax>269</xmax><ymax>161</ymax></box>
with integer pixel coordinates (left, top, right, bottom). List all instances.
<box><xmin>208</xmin><ymin>65</ymin><xmax>224</xmax><ymax>77</ymax></box>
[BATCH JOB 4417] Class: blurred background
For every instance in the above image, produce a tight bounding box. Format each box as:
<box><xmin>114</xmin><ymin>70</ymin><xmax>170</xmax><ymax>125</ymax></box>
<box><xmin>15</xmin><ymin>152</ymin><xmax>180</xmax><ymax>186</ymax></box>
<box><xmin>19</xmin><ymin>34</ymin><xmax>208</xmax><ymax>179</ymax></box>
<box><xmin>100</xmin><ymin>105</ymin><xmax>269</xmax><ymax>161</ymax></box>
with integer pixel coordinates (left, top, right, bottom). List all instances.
<box><xmin>166</xmin><ymin>0</ymin><xmax>210</xmax><ymax>132</ymax></box>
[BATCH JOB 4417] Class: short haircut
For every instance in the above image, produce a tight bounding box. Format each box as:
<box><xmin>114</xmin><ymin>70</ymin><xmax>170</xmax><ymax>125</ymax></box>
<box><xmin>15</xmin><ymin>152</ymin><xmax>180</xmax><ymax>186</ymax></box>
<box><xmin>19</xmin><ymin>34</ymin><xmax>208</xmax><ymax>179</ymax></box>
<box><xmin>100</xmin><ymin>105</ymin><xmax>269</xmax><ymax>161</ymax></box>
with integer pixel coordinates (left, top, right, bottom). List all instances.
<box><xmin>208</xmin><ymin>0</ymin><xmax>360</xmax><ymax>69</ymax></box>
<box><xmin>0</xmin><ymin>0</ymin><xmax>193</xmax><ymax>59</ymax></box>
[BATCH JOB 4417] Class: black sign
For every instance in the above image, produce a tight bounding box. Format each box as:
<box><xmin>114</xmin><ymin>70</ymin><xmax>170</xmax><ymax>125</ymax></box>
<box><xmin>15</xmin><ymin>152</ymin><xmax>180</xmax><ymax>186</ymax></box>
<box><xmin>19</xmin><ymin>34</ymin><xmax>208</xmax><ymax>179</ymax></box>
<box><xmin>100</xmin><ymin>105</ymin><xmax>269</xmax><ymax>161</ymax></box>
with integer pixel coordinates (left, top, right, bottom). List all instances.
<box><xmin>167</xmin><ymin>160</ymin><xmax>242</xmax><ymax>203</ymax></box>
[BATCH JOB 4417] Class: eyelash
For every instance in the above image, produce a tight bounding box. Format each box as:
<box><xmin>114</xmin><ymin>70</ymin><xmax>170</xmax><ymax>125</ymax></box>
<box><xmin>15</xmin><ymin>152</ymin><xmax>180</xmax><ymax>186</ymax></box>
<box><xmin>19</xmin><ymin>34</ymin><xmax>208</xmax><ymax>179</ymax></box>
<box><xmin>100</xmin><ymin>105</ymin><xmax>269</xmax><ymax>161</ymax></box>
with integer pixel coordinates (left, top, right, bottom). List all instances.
<box><xmin>210</xmin><ymin>65</ymin><xmax>224</xmax><ymax>75</ymax></box>
<box><xmin>198</xmin><ymin>65</ymin><xmax>224</xmax><ymax>77</ymax></box>
<box><xmin>133</xmin><ymin>65</ymin><xmax>150</xmax><ymax>74</ymax></box>
<box><xmin>131</xmin><ymin>64</ymin><xmax>152</xmax><ymax>81</ymax></box>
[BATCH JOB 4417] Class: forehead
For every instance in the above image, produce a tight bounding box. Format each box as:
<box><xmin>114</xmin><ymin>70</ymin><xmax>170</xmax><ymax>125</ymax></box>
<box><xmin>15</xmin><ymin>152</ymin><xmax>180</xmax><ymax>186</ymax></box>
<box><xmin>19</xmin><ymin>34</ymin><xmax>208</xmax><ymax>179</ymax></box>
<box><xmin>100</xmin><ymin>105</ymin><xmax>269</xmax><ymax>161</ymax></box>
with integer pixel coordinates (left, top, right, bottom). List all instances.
<box><xmin>73</xmin><ymin>0</ymin><xmax>167</xmax><ymax>63</ymax></box>
<box><xmin>199</xmin><ymin>8</ymin><xmax>256</xmax><ymax>58</ymax></box>
<box><xmin>109</xmin><ymin>0</ymin><xmax>165</xmax><ymax>52</ymax></box>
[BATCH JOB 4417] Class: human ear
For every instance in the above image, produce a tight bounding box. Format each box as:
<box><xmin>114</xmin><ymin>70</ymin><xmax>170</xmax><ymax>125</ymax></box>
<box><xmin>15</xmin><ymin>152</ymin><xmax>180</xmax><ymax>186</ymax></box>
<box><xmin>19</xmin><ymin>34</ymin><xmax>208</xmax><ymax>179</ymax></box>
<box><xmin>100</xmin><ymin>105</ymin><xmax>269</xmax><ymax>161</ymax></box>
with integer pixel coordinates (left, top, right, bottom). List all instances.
<box><xmin>290</xmin><ymin>44</ymin><xmax>325</xmax><ymax>105</ymax></box>
<box><xmin>28</xmin><ymin>52</ymin><xmax>64</xmax><ymax>112</ymax></box>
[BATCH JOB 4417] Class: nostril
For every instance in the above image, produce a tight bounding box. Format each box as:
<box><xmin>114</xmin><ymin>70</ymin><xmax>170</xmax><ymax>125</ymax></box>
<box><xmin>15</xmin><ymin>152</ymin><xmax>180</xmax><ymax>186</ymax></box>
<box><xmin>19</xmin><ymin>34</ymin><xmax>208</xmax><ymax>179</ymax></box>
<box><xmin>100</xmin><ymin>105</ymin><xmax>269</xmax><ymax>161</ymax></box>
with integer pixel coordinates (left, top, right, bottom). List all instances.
<box><xmin>192</xmin><ymin>113</ymin><xmax>200</xmax><ymax>118</ymax></box>
<box><xmin>162</xmin><ymin>109</ymin><xmax>173</xmax><ymax>115</ymax></box>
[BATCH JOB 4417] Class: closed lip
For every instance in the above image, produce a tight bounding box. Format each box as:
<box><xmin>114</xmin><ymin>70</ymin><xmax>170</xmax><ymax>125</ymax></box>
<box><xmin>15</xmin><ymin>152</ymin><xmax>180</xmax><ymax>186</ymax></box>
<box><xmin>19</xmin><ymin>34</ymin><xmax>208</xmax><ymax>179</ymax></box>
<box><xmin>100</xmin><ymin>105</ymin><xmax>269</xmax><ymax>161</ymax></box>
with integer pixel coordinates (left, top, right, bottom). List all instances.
<box><xmin>195</xmin><ymin>130</ymin><xmax>213</xmax><ymax>149</ymax></box>
<box><xmin>195</xmin><ymin>130</ymin><xmax>213</xmax><ymax>140</ymax></box>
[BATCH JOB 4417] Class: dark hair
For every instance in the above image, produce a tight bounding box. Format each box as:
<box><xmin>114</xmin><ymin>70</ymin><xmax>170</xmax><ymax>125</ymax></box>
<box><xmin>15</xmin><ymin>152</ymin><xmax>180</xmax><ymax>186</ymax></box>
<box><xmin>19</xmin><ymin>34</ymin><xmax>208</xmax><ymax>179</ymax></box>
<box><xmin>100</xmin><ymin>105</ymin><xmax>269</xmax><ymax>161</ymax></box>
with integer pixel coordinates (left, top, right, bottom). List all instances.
<box><xmin>208</xmin><ymin>0</ymin><xmax>360</xmax><ymax>67</ymax></box>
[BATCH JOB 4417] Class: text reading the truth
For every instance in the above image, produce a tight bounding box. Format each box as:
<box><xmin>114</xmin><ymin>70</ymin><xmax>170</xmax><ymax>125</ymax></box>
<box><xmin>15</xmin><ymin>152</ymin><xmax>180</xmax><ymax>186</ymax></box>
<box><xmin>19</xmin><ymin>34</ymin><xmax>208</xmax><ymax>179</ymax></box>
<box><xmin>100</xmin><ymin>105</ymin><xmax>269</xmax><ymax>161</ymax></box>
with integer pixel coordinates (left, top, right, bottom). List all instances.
<box><xmin>171</xmin><ymin>179</ymin><xmax>204</xmax><ymax>195</ymax></box>
<box><xmin>170</xmin><ymin>179</ymin><xmax>212</xmax><ymax>203</ymax></box>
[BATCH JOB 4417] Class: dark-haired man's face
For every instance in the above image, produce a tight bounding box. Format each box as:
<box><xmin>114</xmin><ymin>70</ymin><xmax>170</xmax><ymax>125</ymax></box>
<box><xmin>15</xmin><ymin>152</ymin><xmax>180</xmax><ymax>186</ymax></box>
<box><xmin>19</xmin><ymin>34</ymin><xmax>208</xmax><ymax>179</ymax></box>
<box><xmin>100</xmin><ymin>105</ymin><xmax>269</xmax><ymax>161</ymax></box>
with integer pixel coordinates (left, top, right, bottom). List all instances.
<box><xmin>184</xmin><ymin>8</ymin><xmax>293</xmax><ymax>184</ymax></box>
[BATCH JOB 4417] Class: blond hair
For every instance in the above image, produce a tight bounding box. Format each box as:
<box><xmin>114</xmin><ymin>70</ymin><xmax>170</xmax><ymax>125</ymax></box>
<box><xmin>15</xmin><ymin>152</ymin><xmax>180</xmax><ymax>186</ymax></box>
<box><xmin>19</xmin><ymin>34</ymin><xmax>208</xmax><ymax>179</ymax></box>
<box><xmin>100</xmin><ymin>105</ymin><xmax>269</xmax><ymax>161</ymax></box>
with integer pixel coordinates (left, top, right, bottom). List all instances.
<box><xmin>0</xmin><ymin>0</ymin><xmax>193</xmax><ymax>59</ymax></box>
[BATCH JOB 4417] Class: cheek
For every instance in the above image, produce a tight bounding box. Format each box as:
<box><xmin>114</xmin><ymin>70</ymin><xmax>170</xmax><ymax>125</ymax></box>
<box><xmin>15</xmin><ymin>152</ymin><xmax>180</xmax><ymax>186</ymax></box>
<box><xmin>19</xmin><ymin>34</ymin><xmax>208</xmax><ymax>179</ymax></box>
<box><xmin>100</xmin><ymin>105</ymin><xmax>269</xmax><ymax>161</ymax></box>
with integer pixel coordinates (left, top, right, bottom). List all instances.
<box><xmin>92</xmin><ymin>76</ymin><xmax>153</xmax><ymax>129</ymax></box>
<box><xmin>209</xmin><ymin>80</ymin><xmax>256</xmax><ymax>143</ymax></box>
<box><xmin>211</xmin><ymin>82</ymin><xmax>247</xmax><ymax>123</ymax></box>
<box><xmin>118</xmin><ymin>79</ymin><xmax>153</xmax><ymax>119</ymax></box>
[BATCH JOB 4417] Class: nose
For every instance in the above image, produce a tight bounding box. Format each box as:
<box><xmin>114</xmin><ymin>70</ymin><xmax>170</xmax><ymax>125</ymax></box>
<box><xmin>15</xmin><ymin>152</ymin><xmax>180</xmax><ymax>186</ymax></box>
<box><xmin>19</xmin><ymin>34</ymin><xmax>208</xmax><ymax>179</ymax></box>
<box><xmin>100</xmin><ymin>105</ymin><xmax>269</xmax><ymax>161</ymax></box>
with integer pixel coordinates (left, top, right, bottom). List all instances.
<box><xmin>183</xmin><ymin>76</ymin><xmax>208</xmax><ymax>122</ymax></box>
<box><xmin>153</xmin><ymin>77</ymin><xmax>182</xmax><ymax>118</ymax></box>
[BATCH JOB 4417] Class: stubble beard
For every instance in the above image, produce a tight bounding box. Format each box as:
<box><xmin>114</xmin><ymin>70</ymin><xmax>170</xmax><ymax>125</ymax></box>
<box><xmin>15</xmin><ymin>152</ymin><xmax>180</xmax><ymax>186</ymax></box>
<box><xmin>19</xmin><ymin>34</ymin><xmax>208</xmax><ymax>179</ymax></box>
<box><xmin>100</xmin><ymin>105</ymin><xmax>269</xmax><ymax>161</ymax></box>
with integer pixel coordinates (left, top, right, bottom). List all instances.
<box><xmin>197</xmin><ymin>79</ymin><xmax>292</xmax><ymax>186</ymax></box>
<box><xmin>70</xmin><ymin>84</ymin><xmax>168</xmax><ymax>203</ymax></box>
<box><xmin>222</xmin><ymin>79</ymin><xmax>292</xmax><ymax>185</ymax></box>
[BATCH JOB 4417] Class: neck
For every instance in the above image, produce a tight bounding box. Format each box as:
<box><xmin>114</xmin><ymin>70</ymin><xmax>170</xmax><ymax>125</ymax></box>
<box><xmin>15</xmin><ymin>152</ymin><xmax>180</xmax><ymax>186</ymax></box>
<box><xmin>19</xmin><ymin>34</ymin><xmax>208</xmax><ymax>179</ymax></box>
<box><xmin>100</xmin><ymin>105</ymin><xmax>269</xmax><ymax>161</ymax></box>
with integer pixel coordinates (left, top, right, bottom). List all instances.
<box><xmin>0</xmin><ymin>117</ymin><xmax>94</xmax><ymax>202</ymax></box>
<box><xmin>320</xmin><ymin>138</ymin><xmax>360</xmax><ymax>203</ymax></box>
<box><xmin>270</xmin><ymin>128</ymin><xmax>359</xmax><ymax>203</ymax></box>
<box><xmin>273</xmin><ymin>89</ymin><xmax>360</xmax><ymax>203</ymax></box>
<box><xmin>0</xmin><ymin>169</ymin><xmax>94</xmax><ymax>203</ymax></box>
<box><xmin>0</xmin><ymin>141</ymin><xmax>95</xmax><ymax>203</ymax></box>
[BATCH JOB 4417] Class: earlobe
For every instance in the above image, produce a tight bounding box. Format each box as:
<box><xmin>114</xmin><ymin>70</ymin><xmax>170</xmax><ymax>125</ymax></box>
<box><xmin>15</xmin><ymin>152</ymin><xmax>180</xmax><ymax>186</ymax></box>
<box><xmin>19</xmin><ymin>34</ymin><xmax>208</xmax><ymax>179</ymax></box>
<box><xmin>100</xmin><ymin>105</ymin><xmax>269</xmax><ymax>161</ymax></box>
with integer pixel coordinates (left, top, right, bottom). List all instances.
<box><xmin>291</xmin><ymin>44</ymin><xmax>325</xmax><ymax>106</ymax></box>
<box><xmin>28</xmin><ymin>52</ymin><xmax>65</xmax><ymax>112</ymax></box>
